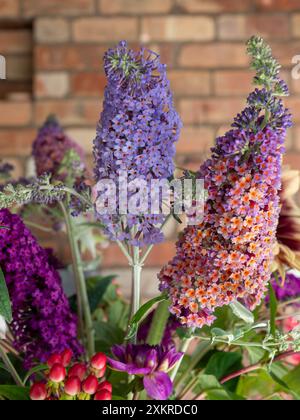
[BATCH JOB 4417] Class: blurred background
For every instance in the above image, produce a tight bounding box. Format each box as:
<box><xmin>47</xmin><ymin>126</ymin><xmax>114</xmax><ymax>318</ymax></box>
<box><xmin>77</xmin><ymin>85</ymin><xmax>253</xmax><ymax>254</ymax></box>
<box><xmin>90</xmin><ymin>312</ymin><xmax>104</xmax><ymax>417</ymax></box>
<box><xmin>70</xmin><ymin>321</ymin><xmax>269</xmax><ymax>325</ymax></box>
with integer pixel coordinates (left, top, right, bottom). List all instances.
<box><xmin>1</xmin><ymin>0</ymin><xmax>300</xmax><ymax>297</ymax></box>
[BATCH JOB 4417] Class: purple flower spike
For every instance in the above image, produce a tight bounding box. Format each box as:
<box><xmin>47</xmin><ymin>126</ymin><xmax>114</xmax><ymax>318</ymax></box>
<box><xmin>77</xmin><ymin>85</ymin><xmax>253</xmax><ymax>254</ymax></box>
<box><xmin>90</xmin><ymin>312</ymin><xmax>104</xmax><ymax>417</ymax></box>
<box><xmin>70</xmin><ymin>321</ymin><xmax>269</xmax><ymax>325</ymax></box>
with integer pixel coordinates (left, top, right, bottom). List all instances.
<box><xmin>0</xmin><ymin>209</ymin><xmax>82</xmax><ymax>368</ymax></box>
<box><xmin>108</xmin><ymin>344</ymin><xmax>183</xmax><ymax>400</ymax></box>
<box><xmin>93</xmin><ymin>41</ymin><xmax>181</xmax><ymax>247</ymax></box>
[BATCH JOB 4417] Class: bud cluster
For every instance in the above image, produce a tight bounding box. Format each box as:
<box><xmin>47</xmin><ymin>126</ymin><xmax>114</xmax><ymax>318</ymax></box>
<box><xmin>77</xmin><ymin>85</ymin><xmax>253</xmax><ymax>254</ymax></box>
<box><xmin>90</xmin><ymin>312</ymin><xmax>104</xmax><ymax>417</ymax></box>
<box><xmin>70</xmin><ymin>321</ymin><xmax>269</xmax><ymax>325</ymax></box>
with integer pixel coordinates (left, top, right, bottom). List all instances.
<box><xmin>29</xmin><ymin>350</ymin><xmax>112</xmax><ymax>401</ymax></box>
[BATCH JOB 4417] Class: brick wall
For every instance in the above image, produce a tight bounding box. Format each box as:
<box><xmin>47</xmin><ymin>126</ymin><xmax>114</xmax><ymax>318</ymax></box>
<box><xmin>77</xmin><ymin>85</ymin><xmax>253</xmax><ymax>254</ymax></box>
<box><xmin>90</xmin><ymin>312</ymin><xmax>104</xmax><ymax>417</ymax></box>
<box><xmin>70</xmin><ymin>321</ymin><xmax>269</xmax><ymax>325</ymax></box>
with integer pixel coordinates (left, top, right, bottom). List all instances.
<box><xmin>1</xmin><ymin>0</ymin><xmax>300</xmax><ymax>285</ymax></box>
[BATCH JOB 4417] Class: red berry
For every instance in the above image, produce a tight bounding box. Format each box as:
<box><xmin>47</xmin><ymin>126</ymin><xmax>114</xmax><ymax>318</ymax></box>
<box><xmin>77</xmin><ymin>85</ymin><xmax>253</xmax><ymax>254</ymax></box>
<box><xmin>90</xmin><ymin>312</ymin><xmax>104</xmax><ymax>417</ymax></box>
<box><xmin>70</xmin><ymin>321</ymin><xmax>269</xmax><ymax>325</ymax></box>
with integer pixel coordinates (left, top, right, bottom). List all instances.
<box><xmin>47</xmin><ymin>353</ymin><xmax>62</xmax><ymax>368</ymax></box>
<box><xmin>61</xmin><ymin>349</ymin><xmax>73</xmax><ymax>367</ymax></box>
<box><xmin>82</xmin><ymin>374</ymin><xmax>98</xmax><ymax>395</ymax></box>
<box><xmin>90</xmin><ymin>353</ymin><xmax>106</xmax><ymax>371</ymax></box>
<box><xmin>49</xmin><ymin>363</ymin><xmax>66</xmax><ymax>383</ymax></box>
<box><xmin>64</xmin><ymin>376</ymin><xmax>81</xmax><ymax>397</ymax></box>
<box><xmin>68</xmin><ymin>363</ymin><xmax>87</xmax><ymax>381</ymax></box>
<box><xmin>95</xmin><ymin>365</ymin><xmax>106</xmax><ymax>378</ymax></box>
<box><xmin>97</xmin><ymin>381</ymin><xmax>112</xmax><ymax>393</ymax></box>
<box><xmin>30</xmin><ymin>383</ymin><xmax>47</xmax><ymax>401</ymax></box>
<box><xmin>94</xmin><ymin>390</ymin><xmax>112</xmax><ymax>401</ymax></box>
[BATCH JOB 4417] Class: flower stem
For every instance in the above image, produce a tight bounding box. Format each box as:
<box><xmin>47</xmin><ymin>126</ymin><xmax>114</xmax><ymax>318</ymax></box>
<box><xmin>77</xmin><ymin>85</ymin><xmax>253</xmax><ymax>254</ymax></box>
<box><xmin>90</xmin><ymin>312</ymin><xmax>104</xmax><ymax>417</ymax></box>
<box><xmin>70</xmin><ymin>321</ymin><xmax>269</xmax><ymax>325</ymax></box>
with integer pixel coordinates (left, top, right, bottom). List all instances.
<box><xmin>170</xmin><ymin>337</ymin><xmax>193</xmax><ymax>382</ymax></box>
<box><xmin>60</xmin><ymin>201</ymin><xmax>95</xmax><ymax>357</ymax></box>
<box><xmin>0</xmin><ymin>344</ymin><xmax>23</xmax><ymax>387</ymax></box>
<box><xmin>220</xmin><ymin>350</ymin><xmax>300</xmax><ymax>385</ymax></box>
<box><xmin>130</xmin><ymin>245</ymin><xmax>142</xmax><ymax>344</ymax></box>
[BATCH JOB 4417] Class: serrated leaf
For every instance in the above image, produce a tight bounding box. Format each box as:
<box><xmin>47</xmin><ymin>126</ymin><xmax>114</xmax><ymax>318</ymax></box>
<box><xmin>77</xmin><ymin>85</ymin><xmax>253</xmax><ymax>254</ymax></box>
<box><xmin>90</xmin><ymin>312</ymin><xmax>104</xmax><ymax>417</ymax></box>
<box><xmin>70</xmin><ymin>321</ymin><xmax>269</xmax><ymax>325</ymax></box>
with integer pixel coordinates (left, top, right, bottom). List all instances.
<box><xmin>0</xmin><ymin>267</ymin><xmax>12</xmax><ymax>322</ymax></box>
<box><xmin>230</xmin><ymin>301</ymin><xmax>254</xmax><ymax>325</ymax></box>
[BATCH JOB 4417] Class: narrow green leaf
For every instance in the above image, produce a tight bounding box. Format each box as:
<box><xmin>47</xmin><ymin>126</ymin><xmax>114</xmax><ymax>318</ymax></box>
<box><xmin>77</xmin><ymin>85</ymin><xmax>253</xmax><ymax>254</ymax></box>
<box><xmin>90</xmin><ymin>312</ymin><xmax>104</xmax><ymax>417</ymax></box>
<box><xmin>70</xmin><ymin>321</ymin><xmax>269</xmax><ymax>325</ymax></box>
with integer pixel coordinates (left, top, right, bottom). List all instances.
<box><xmin>0</xmin><ymin>385</ymin><xmax>29</xmax><ymax>400</ymax></box>
<box><xmin>268</xmin><ymin>282</ymin><xmax>278</xmax><ymax>336</ymax></box>
<box><xmin>230</xmin><ymin>301</ymin><xmax>254</xmax><ymax>325</ymax></box>
<box><xmin>0</xmin><ymin>267</ymin><xmax>12</xmax><ymax>322</ymax></box>
<box><xmin>126</xmin><ymin>294</ymin><xmax>167</xmax><ymax>340</ymax></box>
<box><xmin>23</xmin><ymin>364</ymin><xmax>48</xmax><ymax>385</ymax></box>
<box><xmin>87</xmin><ymin>275</ymin><xmax>115</xmax><ymax>313</ymax></box>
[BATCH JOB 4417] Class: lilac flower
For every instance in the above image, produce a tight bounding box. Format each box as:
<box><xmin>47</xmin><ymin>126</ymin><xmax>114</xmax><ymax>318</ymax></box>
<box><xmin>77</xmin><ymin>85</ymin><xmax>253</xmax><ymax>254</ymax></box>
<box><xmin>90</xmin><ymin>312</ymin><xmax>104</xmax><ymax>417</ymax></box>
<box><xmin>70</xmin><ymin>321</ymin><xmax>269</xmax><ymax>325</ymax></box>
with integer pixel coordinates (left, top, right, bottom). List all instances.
<box><xmin>108</xmin><ymin>344</ymin><xmax>183</xmax><ymax>400</ymax></box>
<box><xmin>0</xmin><ymin>209</ymin><xmax>82</xmax><ymax>368</ymax></box>
<box><xmin>93</xmin><ymin>41</ymin><xmax>181</xmax><ymax>246</ymax></box>
<box><xmin>271</xmin><ymin>272</ymin><xmax>300</xmax><ymax>303</ymax></box>
<box><xmin>32</xmin><ymin>115</ymin><xmax>85</xmax><ymax>179</ymax></box>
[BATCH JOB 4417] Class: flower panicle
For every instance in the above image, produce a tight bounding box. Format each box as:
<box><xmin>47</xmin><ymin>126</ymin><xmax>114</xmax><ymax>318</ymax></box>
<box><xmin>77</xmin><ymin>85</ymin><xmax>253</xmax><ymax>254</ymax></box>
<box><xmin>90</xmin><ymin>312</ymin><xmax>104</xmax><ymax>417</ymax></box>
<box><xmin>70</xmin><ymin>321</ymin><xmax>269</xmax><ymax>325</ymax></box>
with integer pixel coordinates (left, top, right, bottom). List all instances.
<box><xmin>158</xmin><ymin>37</ymin><xmax>291</xmax><ymax>329</ymax></box>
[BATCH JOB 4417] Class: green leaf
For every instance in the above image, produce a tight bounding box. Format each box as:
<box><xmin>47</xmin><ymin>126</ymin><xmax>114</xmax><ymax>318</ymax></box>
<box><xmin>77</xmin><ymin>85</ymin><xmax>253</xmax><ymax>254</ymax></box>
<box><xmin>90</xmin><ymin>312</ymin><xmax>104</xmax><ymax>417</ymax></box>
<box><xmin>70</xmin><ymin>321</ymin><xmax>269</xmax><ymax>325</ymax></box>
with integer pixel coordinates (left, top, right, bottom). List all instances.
<box><xmin>23</xmin><ymin>364</ymin><xmax>48</xmax><ymax>385</ymax></box>
<box><xmin>87</xmin><ymin>275</ymin><xmax>115</xmax><ymax>313</ymax></box>
<box><xmin>247</xmin><ymin>347</ymin><xmax>266</xmax><ymax>365</ymax></box>
<box><xmin>193</xmin><ymin>375</ymin><xmax>244</xmax><ymax>401</ymax></box>
<box><xmin>205</xmin><ymin>352</ymin><xmax>243</xmax><ymax>382</ymax></box>
<box><xmin>230</xmin><ymin>301</ymin><xmax>254</xmax><ymax>325</ymax></box>
<box><xmin>126</xmin><ymin>294</ymin><xmax>167</xmax><ymax>340</ymax></box>
<box><xmin>283</xmin><ymin>365</ymin><xmax>300</xmax><ymax>398</ymax></box>
<box><xmin>0</xmin><ymin>385</ymin><xmax>29</xmax><ymax>400</ymax></box>
<box><xmin>0</xmin><ymin>267</ymin><xmax>12</xmax><ymax>322</ymax></box>
<box><xmin>268</xmin><ymin>282</ymin><xmax>278</xmax><ymax>336</ymax></box>
<box><xmin>95</xmin><ymin>322</ymin><xmax>125</xmax><ymax>354</ymax></box>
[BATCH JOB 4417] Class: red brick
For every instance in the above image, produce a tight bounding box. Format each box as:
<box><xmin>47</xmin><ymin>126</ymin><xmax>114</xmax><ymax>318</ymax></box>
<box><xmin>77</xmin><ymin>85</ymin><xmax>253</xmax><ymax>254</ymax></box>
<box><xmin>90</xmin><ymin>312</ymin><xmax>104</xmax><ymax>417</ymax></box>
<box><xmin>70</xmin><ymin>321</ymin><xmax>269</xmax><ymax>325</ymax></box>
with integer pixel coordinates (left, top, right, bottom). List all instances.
<box><xmin>23</xmin><ymin>0</ymin><xmax>95</xmax><ymax>16</ymax></box>
<box><xmin>98</xmin><ymin>0</ymin><xmax>173</xmax><ymax>14</ymax></box>
<box><xmin>71</xmin><ymin>72</ymin><xmax>106</xmax><ymax>97</ymax></box>
<box><xmin>73</xmin><ymin>18</ymin><xmax>138</xmax><ymax>42</ymax></box>
<box><xmin>293</xmin><ymin>126</ymin><xmax>300</xmax><ymax>151</ymax></box>
<box><xmin>102</xmin><ymin>242</ymin><xmax>176</xmax><ymax>268</ymax></box>
<box><xmin>177</xmin><ymin>0</ymin><xmax>253</xmax><ymax>12</ymax></box>
<box><xmin>177</xmin><ymin>126</ymin><xmax>214</xmax><ymax>154</ymax></box>
<box><xmin>35</xmin><ymin>45</ymin><xmax>107</xmax><ymax>71</ymax></box>
<box><xmin>3</xmin><ymin>157</ymin><xmax>25</xmax><ymax>178</ymax></box>
<box><xmin>169</xmin><ymin>70</ymin><xmax>211</xmax><ymax>96</ymax></box>
<box><xmin>214</xmin><ymin>70</ymin><xmax>253</xmax><ymax>95</ymax></box>
<box><xmin>179</xmin><ymin>98</ymin><xmax>245</xmax><ymax>125</ymax></box>
<box><xmin>0</xmin><ymin>101</ymin><xmax>32</xmax><ymax>127</ymax></box>
<box><xmin>292</xmin><ymin>14</ymin><xmax>300</xmax><ymax>38</ymax></box>
<box><xmin>34</xmin><ymin>99</ymin><xmax>102</xmax><ymax>126</ymax></box>
<box><xmin>35</xmin><ymin>72</ymin><xmax>69</xmax><ymax>99</ymax></box>
<box><xmin>0</xmin><ymin>0</ymin><xmax>19</xmax><ymax>16</ymax></box>
<box><xmin>178</xmin><ymin>43</ymin><xmax>249</xmax><ymax>68</ymax></box>
<box><xmin>6</xmin><ymin>56</ymin><xmax>32</xmax><ymax>81</ymax></box>
<box><xmin>0</xmin><ymin>30</ymin><xmax>32</xmax><ymax>54</ymax></box>
<box><xmin>285</xmin><ymin>97</ymin><xmax>300</xmax><ymax>123</ymax></box>
<box><xmin>141</xmin><ymin>16</ymin><xmax>215</xmax><ymax>42</ymax></box>
<box><xmin>0</xmin><ymin>128</ymin><xmax>36</xmax><ymax>155</ymax></box>
<box><xmin>66</xmin><ymin>128</ymin><xmax>95</xmax><ymax>153</ymax></box>
<box><xmin>218</xmin><ymin>14</ymin><xmax>290</xmax><ymax>40</ymax></box>
<box><xmin>272</xmin><ymin>42</ymin><xmax>300</xmax><ymax>68</ymax></box>
<box><xmin>35</xmin><ymin>18</ymin><xmax>70</xmax><ymax>43</ymax></box>
<box><xmin>255</xmin><ymin>0</ymin><xmax>300</xmax><ymax>11</ymax></box>
<box><xmin>283</xmin><ymin>152</ymin><xmax>300</xmax><ymax>170</ymax></box>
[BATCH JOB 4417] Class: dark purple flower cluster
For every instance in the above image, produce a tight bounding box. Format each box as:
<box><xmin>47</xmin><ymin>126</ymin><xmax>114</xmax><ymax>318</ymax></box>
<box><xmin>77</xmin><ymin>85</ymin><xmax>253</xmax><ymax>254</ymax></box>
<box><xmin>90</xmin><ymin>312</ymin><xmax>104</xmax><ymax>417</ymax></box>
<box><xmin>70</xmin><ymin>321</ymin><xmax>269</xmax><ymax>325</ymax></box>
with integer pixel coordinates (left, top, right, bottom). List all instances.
<box><xmin>271</xmin><ymin>272</ymin><xmax>300</xmax><ymax>303</ymax></box>
<box><xmin>0</xmin><ymin>209</ymin><xmax>82</xmax><ymax>368</ymax></box>
<box><xmin>32</xmin><ymin>115</ymin><xmax>85</xmax><ymax>179</ymax></box>
<box><xmin>93</xmin><ymin>41</ymin><xmax>181</xmax><ymax>246</ymax></box>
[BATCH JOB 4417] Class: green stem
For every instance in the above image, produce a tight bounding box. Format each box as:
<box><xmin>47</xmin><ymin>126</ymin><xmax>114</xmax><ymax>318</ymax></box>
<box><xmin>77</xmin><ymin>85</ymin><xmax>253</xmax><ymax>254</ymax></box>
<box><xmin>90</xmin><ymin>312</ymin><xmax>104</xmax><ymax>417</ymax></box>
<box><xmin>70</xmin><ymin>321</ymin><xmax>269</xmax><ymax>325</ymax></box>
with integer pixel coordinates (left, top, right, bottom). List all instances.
<box><xmin>175</xmin><ymin>341</ymin><xmax>211</xmax><ymax>390</ymax></box>
<box><xmin>130</xmin><ymin>245</ymin><xmax>142</xmax><ymax>343</ymax></box>
<box><xmin>170</xmin><ymin>337</ymin><xmax>193</xmax><ymax>382</ymax></box>
<box><xmin>24</xmin><ymin>221</ymin><xmax>53</xmax><ymax>233</ymax></box>
<box><xmin>0</xmin><ymin>344</ymin><xmax>23</xmax><ymax>387</ymax></box>
<box><xmin>60</xmin><ymin>202</ymin><xmax>95</xmax><ymax>357</ymax></box>
<box><xmin>146</xmin><ymin>300</ymin><xmax>170</xmax><ymax>346</ymax></box>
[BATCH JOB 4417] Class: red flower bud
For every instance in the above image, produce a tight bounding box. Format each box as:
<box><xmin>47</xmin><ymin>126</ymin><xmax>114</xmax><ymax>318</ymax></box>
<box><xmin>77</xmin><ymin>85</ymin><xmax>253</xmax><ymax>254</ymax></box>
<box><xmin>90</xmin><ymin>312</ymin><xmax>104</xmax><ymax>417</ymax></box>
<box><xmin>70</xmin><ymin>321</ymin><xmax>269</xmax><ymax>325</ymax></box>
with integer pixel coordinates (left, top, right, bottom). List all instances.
<box><xmin>47</xmin><ymin>353</ymin><xmax>62</xmax><ymax>368</ymax></box>
<box><xmin>68</xmin><ymin>363</ymin><xmax>87</xmax><ymax>381</ymax></box>
<box><xmin>30</xmin><ymin>383</ymin><xmax>47</xmax><ymax>400</ymax></box>
<box><xmin>97</xmin><ymin>381</ymin><xmax>112</xmax><ymax>393</ymax></box>
<box><xmin>82</xmin><ymin>374</ymin><xmax>98</xmax><ymax>395</ymax></box>
<box><xmin>90</xmin><ymin>353</ymin><xmax>106</xmax><ymax>371</ymax></box>
<box><xmin>49</xmin><ymin>363</ymin><xmax>66</xmax><ymax>383</ymax></box>
<box><xmin>94</xmin><ymin>390</ymin><xmax>112</xmax><ymax>401</ymax></box>
<box><xmin>94</xmin><ymin>365</ymin><xmax>106</xmax><ymax>378</ymax></box>
<box><xmin>64</xmin><ymin>376</ymin><xmax>81</xmax><ymax>397</ymax></box>
<box><xmin>61</xmin><ymin>349</ymin><xmax>73</xmax><ymax>367</ymax></box>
